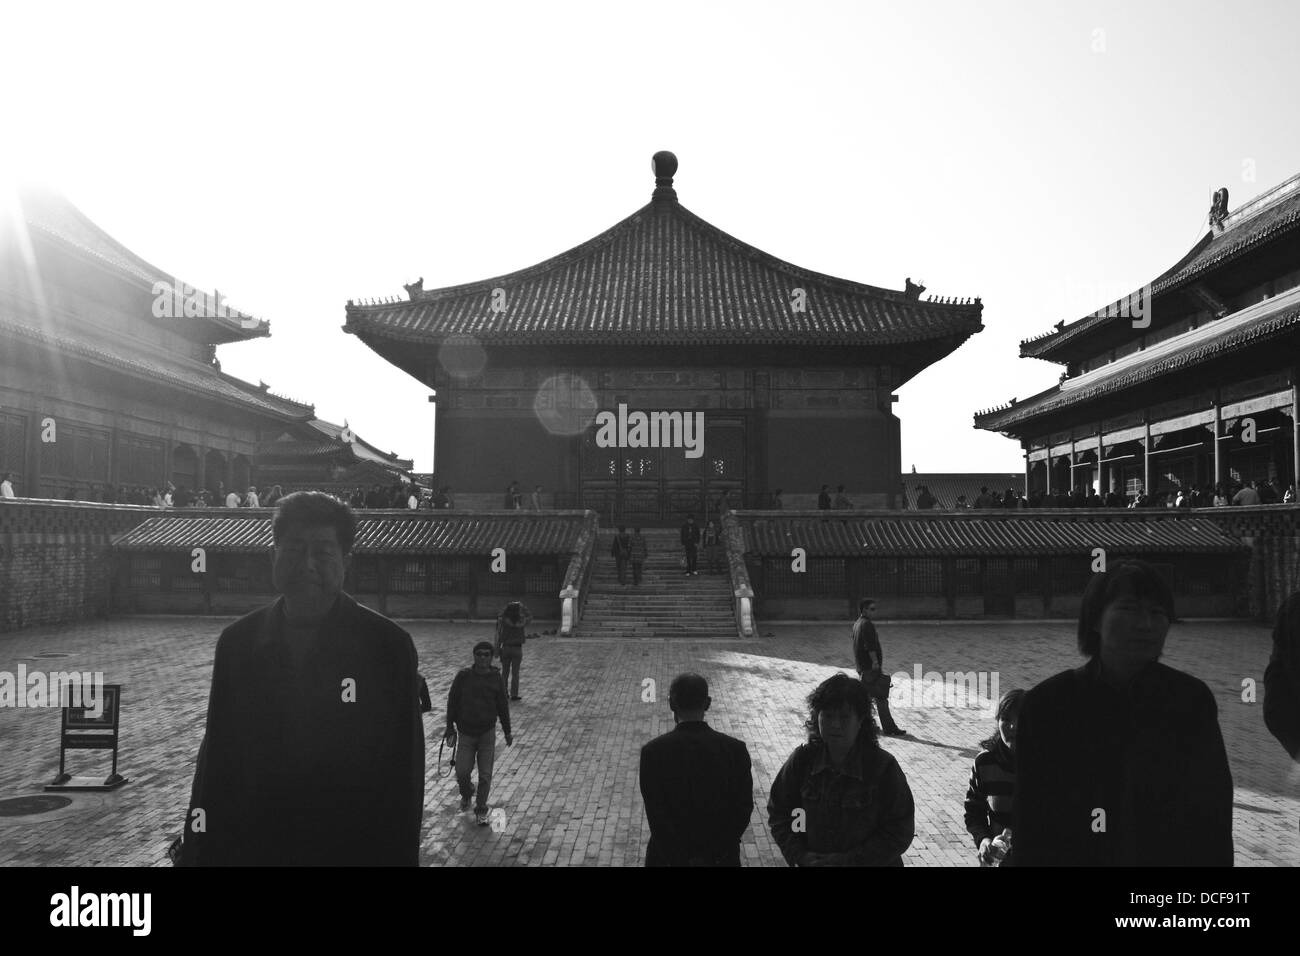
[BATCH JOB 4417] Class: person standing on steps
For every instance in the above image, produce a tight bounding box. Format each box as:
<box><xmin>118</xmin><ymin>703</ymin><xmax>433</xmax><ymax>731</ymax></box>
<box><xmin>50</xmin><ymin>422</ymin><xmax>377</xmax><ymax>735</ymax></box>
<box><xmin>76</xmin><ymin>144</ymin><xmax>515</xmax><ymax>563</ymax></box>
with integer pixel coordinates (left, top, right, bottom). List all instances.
<box><xmin>852</xmin><ymin>598</ymin><xmax>906</xmax><ymax>737</ymax></box>
<box><xmin>680</xmin><ymin>514</ymin><xmax>701</xmax><ymax>576</ymax></box>
<box><xmin>444</xmin><ymin>642</ymin><xmax>513</xmax><ymax>826</ymax></box>
<box><xmin>612</xmin><ymin>525</ymin><xmax>632</xmax><ymax>584</ymax></box>
<box><xmin>630</xmin><ymin>527</ymin><xmax>648</xmax><ymax>585</ymax></box>
<box><xmin>494</xmin><ymin>601</ymin><xmax>531</xmax><ymax>701</ymax></box>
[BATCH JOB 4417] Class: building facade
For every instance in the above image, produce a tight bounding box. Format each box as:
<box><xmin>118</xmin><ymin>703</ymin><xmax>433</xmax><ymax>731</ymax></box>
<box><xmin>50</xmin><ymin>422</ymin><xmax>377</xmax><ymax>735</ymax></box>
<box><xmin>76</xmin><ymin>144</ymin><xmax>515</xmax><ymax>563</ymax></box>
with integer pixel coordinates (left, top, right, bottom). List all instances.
<box><xmin>976</xmin><ymin>175</ymin><xmax>1300</xmax><ymax>503</ymax></box>
<box><xmin>345</xmin><ymin>152</ymin><xmax>983</xmax><ymax>524</ymax></box>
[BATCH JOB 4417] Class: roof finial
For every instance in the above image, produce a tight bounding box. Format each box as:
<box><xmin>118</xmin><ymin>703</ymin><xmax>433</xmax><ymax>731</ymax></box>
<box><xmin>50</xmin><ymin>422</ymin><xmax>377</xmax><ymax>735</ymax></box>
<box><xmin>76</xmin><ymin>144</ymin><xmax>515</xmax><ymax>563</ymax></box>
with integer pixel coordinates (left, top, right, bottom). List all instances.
<box><xmin>652</xmin><ymin>151</ymin><xmax>678</xmax><ymax>204</ymax></box>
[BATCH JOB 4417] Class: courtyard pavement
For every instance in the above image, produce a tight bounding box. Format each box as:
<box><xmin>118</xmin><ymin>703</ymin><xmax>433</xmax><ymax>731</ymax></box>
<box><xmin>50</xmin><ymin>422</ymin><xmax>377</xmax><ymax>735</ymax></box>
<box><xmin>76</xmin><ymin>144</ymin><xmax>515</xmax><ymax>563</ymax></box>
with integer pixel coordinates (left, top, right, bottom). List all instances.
<box><xmin>0</xmin><ymin>613</ymin><xmax>1296</xmax><ymax>866</ymax></box>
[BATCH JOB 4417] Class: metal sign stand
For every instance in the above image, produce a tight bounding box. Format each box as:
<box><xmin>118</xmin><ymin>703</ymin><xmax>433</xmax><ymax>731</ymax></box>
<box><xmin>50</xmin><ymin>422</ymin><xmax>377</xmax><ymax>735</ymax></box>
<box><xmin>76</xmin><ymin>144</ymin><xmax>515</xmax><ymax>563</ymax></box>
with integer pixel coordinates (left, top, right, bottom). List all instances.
<box><xmin>45</xmin><ymin>683</ymin><xmax>128</xmax><ymax>791</ymax></box>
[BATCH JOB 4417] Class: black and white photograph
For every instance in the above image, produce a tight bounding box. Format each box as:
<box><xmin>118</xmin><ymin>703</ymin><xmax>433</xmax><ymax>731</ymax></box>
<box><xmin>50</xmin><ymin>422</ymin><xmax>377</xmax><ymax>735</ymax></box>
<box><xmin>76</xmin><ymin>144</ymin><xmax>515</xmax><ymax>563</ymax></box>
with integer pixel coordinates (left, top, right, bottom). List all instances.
<box><xmin>1</xmin><ymin>0</ymin><xmax>1295</xmax><ymax>936</ymax></box>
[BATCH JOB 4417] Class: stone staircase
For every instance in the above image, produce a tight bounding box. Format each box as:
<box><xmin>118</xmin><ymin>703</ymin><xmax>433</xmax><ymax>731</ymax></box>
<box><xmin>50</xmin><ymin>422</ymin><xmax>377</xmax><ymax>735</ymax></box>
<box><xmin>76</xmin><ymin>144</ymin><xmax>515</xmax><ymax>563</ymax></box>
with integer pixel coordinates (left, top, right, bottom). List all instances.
<box><xmin>578</xmin><ymin>528</ymin><xmax>738</xmax><ymax>638</ymax></box>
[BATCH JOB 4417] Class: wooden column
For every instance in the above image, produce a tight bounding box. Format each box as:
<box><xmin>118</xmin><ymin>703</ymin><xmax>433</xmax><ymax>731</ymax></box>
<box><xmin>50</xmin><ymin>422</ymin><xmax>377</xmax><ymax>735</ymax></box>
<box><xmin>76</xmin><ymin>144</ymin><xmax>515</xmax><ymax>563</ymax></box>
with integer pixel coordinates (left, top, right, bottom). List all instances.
<box><xmin>1023</xmin><ymin>445</ymin><xmax>1031</xmax><ymax>497</ymax></box>
<box><xmin>1143</xmin><ymin>420</ymin><xmax>1152</xmax><ymax>496</ymax></box>
<box><xmin>1212</xmin><ymin>400</ymin><xmax>1222</xmax><ymax>489</ymax></box>
<box><xmin>1291</xmin><ymin>368</ymin><xmax>1300</xmax><ymax>488</ymax></box>
<box><xmin>1045</xmin><ymin>446</ymin><xmax>1052</xmax><ymax>496</ymax></box>
<box><xmin>1069</xmin><ymin>438</ymin><xmax>1076</xmax><ymax>495</ymax></box>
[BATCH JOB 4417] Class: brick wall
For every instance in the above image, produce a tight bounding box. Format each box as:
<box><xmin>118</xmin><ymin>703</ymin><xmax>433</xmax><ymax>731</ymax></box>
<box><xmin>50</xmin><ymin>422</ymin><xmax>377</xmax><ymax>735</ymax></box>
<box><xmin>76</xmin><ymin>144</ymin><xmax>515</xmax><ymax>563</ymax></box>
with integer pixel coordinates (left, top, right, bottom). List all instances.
<box><xmin>1197</xmin><ymin>505</ymin><xmax>1300</xmax><ymax>620</ymax></box>
<box><xmin>0</xmin><ymin>499</ymin><xmax>156</xmax><ymax>633</ymax></box>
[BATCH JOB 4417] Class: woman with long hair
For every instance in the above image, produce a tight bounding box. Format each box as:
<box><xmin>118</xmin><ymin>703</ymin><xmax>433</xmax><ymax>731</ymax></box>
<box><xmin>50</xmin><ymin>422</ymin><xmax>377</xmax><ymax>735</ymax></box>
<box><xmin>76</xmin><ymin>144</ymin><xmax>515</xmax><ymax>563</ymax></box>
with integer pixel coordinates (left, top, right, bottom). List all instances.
<box><xmin>1013</xmin><ymin>559</ymin><xmax>1233</xmax><ymax>866</ymax></box>
<box><xmin>767</xmin><ymin>673</ymin><xmax>915</xmax><ymax>866</ymax></box>
<box><xmin>964</xmin><ymin>688</ymin><xmax>1025</xmax><ymax>866</ymax></box>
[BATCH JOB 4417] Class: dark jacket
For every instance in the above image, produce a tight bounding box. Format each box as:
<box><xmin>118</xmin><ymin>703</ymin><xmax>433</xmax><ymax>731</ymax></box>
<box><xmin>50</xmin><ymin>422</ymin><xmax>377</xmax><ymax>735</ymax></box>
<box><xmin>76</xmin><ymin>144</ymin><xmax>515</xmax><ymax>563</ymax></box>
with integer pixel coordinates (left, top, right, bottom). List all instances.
<box><xmin>639</xmin><ymin>721</ymin><xmax>753</xmax><ymax>866</ymax></box>
<box><xmin>851</xmin><ymin>616</ymin><xmax>883</xmax><ymax>673</ymax></box>
<box><xmin>446</xmin><ymin>666</ymin><xmax>511</xmax><ymax>737</ymax></box>
<box><xmin>180</xmin><ymin>593</ymin><xmax>424</xmax><ymax>866</ymax></box>
<box><xmin>964</xmin><ymin>741</ymin><xmax>1015</xmax><ymax>846</ymax></box>
<box><xmin>768</xmin><ymin>737</ymin><xmax>915</xmax><ymax>866</ymax></box>
<box><xmin>1012</xmin><ymin>658</ymin><xmax>1233</xmax><ymax>866</ymax></box>
<box><xmin>817</xmin><ymin>491</ymin><xmax>831</xmax><ymax>510</ymax></box>
<box><xmin>497</xmin><ymin>608</ymin><xmax>530</xmax><ymax>648</ymax></box>
<box><xmin>611</xmin><ymin>533</ymin><xmax>631</xmax><ymax>558</ymax></box>
<box><xmin>1264</xmin><ymin>592</ymin><xmax>1300</xmax><ymax>760</ymax></box>
<box><xmin>680</xmin><ymin>522</ymin><xmax>700</xmax><ymax>549</ymax></box>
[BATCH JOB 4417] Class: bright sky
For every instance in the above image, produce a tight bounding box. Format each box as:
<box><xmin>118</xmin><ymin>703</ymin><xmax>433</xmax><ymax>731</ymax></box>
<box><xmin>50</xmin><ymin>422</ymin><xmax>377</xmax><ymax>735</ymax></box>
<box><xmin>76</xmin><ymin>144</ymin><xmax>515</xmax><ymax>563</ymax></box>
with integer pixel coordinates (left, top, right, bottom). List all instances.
<box><xmin>3</xmin><ymin>0</ymin><xmax>1298</xmax><ymax>474</ymax></box>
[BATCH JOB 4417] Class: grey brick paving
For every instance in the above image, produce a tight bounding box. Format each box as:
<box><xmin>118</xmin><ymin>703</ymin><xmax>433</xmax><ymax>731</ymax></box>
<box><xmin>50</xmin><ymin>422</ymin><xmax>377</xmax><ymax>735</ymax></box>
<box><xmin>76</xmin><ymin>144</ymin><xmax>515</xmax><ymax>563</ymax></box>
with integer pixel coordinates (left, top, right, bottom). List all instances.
<box><xmin>0</xmin><ymin>614</ymin><xmax>1296</xmax><ymax>866</ymax></box>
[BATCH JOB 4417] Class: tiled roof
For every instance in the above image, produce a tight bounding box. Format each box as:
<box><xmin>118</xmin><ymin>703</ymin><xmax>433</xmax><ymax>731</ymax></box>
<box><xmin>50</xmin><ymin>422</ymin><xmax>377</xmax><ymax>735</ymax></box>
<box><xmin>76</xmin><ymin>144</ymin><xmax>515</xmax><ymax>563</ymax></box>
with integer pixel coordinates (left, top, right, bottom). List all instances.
<box><xmin>0</xmin><ymin>314</ymin><xmax>315</xmax><ymax>420</ymax></box>
<box><xmin>1022</xmin><ymin>174</ymin><xmax>1300</xmax><ymax>360</ymax></box>
<box><xmin>9</xmin><ymin>185</ymin><xmax>267</xmax><ymax>340</ymax></box>
<box><xmin>344</xmin><ymin>199</ymin><xmax>982</xmax><ymax>348</ymax></box>
<box><xmin>112</xmin><ymin>512</ymin><xmax>591</xmax><ymax>555</ymax></box>
<box><xmin>900</xmin><ymin>474</ymin><xmax>1024</xmax><ymax>509</ymax></box>
<box><xmin>976</xmin><ymin>302</ymin><xmax>1300</xmax><ymax>431</ymax></box>
<box><xmin>308</xmin><ymin>419</ymin><xmax>414</xmax><ymax>469</ymax></box>
<box><xmin>735</xmin><ymin>512</ymin><xmax>1247</xmax><ymax>558</ymax></box>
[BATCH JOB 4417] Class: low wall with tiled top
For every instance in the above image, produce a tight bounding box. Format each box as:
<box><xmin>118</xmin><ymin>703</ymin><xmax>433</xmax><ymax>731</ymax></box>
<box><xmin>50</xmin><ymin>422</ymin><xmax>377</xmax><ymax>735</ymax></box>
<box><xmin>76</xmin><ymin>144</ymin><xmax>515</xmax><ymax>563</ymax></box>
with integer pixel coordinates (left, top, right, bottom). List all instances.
<box><xmin>0</xmin><ymin>499</ymin><xmax>157</xmax><ymax>633</ymax></box>
<box><xmin>1197</xmin><ymin>505</ymin><xmax>1300</xmax><ymax>619</ymax></box>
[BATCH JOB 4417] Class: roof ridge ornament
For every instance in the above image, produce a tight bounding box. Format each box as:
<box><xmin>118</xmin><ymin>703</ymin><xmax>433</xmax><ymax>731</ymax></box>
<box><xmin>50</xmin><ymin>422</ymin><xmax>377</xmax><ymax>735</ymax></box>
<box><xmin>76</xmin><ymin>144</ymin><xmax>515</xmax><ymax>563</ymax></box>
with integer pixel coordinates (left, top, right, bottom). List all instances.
<box><xmin>1209</xmin><ymin>186</ymin><xmax>1229</xmax><ymax>234</ymax></box>
<box><xmin>651</xmin><ymin>151</ymin><xmax>678</xmax><ymax>204</ymax></box>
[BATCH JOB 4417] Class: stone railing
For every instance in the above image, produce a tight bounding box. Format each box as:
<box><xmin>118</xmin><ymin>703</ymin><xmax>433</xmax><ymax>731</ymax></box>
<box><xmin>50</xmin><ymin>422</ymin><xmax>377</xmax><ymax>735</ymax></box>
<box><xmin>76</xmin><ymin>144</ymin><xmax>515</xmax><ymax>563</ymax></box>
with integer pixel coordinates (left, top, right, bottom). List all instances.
<box><xmin>559</xmin><ymin>511</ymin><xmax>600</xmax><ymax>636</ymax></box>
<box><xmin>721</xmin><ymin>511</ymin><xmax>755</xmax><ymax>637</ymax></box>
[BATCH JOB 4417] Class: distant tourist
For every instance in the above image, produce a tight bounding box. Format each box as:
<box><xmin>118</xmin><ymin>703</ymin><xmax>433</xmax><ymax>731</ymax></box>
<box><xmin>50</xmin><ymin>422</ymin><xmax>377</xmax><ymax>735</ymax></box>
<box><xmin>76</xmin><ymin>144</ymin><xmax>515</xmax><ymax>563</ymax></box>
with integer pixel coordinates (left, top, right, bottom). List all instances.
<box><xmin>244</xmin><ymin>486</ymin><xmax>260</xmax><ymax>508</ymax></box>
<box><xmin>680</xmin><ymin>514</ymin><xmax>700</xmax><ymax>576</ymax></box>
<box><xmin>703</xmin><ymin>519</ymin><xmax>723</xmax><ymax>573</ymax></box>
<box><xmin>433</xmin><ymin>485</ymin><xmax>451</xmax><ymax>509</ymax></box>
<box><xmin>851</xmin><ymin>598</ymin><xmax>905</xmax><ymax>737</ymax></box>
<box><xmin>771</xmin><ymin>488</ymin><xmax>783</xmax><ymax>510</ymax></box>
<box><xmin>192</xmin><ymin>491</ymin><xmax>209</xmax><ymax>508</ymax></box>
<box><xmin>445</xmin><ymin>642</ymin><xmax>512</xmax><ymax>826</ymax></box>
<box><xmin>640</xmin><ymin>673</ymin><xmax>753</xmax><ymax>866</ymax></box>
<box><xmin>612</xmin><ymin>526</ymin><xmax>632</xmax><ymax>584</ymax></box>
<box><xmin>630</xmin><ymin>527</ymin><xmax>648</xmax><ymax>585</ymax></box>
<box><xmin>954</xmin><ymin>494</ymin><xmax>969</xmax><ymax>509</ymax></box>
<box><xmin>0</xmin><ymin>472</ymin><xmax>14</xmax><ymax>499</ymax></box>
<box><xmin>1264</xmin><ymin>591</ymin><xmax>1300</xmax><ymax>762</ymax></box>
<box><xmin>495</xmin><ymin>601</ymin><xmax>531</xmax><ymax>701</ymax></box>
<box><xmin>964</xmin><ymin>689</ymin><xmax>1024</xmax><ymax>867</ymax></box>
<box><xmin>263</xmin><ymin>485</ymin><xmax>283</xmax><ymax>509</ymax></box>
<box><xmin>225</xmin><ymin>488</ymin><xmax>242</xmax><ymax>508</ymax></box>
<box><xmin>1012</xmin><ymin>559</ymin><xmax>1233</xmax><ymax>866</ymax></box>
<box><xmin>818</xmin><ymin>484</ymin><xmax>832</xmax><ymax>510</ymax></box>
<box><xmin>407</xmin><ymin>487</ymin><xmax>419</xmax><ymax>509</ymax></box>
<box><xmin>973</xmin><ymin>486</ymin><xmax>993</xmax><ymax>509</ymax></box>
<box><xmin>531</xmin><ymin>484</ymin><xmax>543</xmax><ymax>510</ymax></box>
<box><xmin>1285</xmin><ymin>484</ymin><xmax>1296</xmax><ymax>504</ymax></box>
<box><xmin>768</xmin><ymin>674</ymin><xmax>915</xmax><ymax>866</ymax></box>
<box><xmin>1232</xmin><ymin>481</ymin><xmax>1261</xmax><ymax>506</ymax></box>
<box><xmin>833</xmin><ymin>485</ymin><xmax>853</xmax><ymax>510</ymax></box>
<box><xmin>179</xmin><ymin>492</ymin><xmax>425</xmax><ymax>864</ymax></box>
<box><xmin>505</xmin><ymin>480</ymin><xmax>522</xmax><ymax>510</ymax></box>
<box><xmin>915</xmin><ymin>486</ymin><xmax>936</xmax><ymax>510</ymax></box>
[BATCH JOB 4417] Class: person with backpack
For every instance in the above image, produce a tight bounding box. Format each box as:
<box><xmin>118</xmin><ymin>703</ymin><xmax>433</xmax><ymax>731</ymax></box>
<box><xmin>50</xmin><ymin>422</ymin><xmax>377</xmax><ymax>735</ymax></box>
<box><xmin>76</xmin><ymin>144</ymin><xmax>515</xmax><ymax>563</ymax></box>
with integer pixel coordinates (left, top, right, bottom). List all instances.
<box><xmin>494</xmin><ymin>601</ymin><xmax>532</xmax><ymax>701</ymax></box>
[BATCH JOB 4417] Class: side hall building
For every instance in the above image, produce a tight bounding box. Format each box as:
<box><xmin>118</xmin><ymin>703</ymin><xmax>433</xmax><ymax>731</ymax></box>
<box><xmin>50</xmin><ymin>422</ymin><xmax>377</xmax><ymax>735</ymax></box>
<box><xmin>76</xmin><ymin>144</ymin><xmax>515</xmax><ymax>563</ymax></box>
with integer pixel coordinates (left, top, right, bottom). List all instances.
<box><xmin>0</xmin><ymin>187</ymin><xmax>412</xmax><ymax>502</ymax></box>
<box><xmin>345</xmin><ymin>152</ymin><xmax>983</xmax><ymax>524</ymax></box>
<box><xmin>976</xmin><ymin>174</ymin><xmax>1300</xmax><ymax>503</ymax></box>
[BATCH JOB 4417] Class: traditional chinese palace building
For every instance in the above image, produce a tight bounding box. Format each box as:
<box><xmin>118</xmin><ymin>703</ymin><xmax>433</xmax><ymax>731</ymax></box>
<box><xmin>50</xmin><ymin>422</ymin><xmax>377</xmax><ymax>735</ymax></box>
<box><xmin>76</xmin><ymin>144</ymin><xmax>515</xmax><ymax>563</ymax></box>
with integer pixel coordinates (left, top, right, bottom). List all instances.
<box><xmin>0</xmin><ymin>187</ymin><xmax>410</xmax><ymax>500</ymax></box>
<box><xmin>345</xmin><ymin>152</ymin><xmax>983</xmax><ymax>523</ymax></box>
<box><xmin>976</xmin><ymin>174</ymin><xmax>1300</xmax><ymax>500</ymax></box>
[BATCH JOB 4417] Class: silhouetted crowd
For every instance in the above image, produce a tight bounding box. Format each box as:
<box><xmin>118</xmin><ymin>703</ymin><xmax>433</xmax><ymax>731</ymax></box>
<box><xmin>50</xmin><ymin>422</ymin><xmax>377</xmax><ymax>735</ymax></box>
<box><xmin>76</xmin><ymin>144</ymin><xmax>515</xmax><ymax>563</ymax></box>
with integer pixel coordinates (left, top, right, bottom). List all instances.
<box><xmin>916</xmin><ymin>478</ymin><xmax>1296</xmax><ymax>510</ymax></box>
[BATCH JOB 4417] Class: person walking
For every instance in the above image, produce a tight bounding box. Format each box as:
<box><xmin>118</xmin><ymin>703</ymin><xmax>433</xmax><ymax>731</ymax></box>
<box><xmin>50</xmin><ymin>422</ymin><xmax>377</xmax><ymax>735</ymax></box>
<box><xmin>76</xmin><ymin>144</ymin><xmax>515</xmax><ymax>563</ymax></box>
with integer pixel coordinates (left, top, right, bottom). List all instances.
<box><xmin>494</xmin><ymin>601</ymin><xmax>531</xmax><ymax>701</ymax></box>
<box><xmin>680</xmin><ymin>515</ymin><xmax>701</xmax><ymax>576</ymax></box>
<box><xmin>630</xmin><ymin>527</ymin><xmax>648</xmax><ymax>585</ymax></box>
<box><xmin>530</xmin><ymin>485</ymin><xmax>543</xmax><ymax>510</ymax></box>
<box><xmin>703</xmin><ymin>519</ymin><xmax>723</xmax><ymax>573</ymax></box>
<box><xmin>444</xmin><ymin>642</ymin><xmax>513</xmax><ymax>826</ymax></box>
<box><xmin>612</xmin><ymin>526</ymin><xmax>632</xmax><ymax>584</ymax></box>
<box><xmin>852</xmin><ymin>598</ymin><xmax>906</xmax><ymax>737</ymax></box>
<box><xmin>0</xmin><ymin>472</ymin><xmax>15</xmax><ymax>499</ymax></box>
<box><xmin>640</xmin><ymin>673</ymin><xmax>753</xmax><ymax>866</ymax></box>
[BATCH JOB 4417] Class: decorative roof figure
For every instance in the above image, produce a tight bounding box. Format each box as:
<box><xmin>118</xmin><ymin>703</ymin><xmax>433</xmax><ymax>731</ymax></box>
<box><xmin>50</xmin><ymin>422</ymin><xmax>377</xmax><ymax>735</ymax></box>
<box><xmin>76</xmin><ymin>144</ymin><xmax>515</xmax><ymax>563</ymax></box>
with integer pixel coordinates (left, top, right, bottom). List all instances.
<box><xmin>1209</xmin><ymin>187</ymin><xmax>1230</xmax><ymax>233</ymax></box>
<box><xmin>904</xmin><ymin>277</ymin><xmax>926</xmax><ymax>300</ymax></box>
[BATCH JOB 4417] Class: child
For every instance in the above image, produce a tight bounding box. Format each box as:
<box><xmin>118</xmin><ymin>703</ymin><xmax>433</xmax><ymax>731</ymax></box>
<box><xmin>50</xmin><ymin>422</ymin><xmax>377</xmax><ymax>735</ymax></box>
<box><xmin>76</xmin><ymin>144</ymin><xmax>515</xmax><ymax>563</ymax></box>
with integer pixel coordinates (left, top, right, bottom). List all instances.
<box><xmin>964</xmin><ymin>688</ymin><xmax>1024</xmax><ymax>866</ymax></box>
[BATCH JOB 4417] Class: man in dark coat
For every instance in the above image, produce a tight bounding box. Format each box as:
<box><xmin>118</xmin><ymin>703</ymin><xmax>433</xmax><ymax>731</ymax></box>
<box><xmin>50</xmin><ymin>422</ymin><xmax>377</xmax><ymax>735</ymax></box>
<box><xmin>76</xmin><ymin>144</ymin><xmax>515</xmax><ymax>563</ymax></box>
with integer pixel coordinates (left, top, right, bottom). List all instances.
<box><xmin>180</xmin><ymin>492</ymin><xmax>425</xmax><ymax>865</ymax></box>
<box><xmin>445</xmin><ymin>642</ymin><xmax>513</xmax><ymax>825</ymax></box>
<box><xmin>639</xmin><ymin>673</ymin><xmax>753</xmax><ymax>866</ymax></box>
